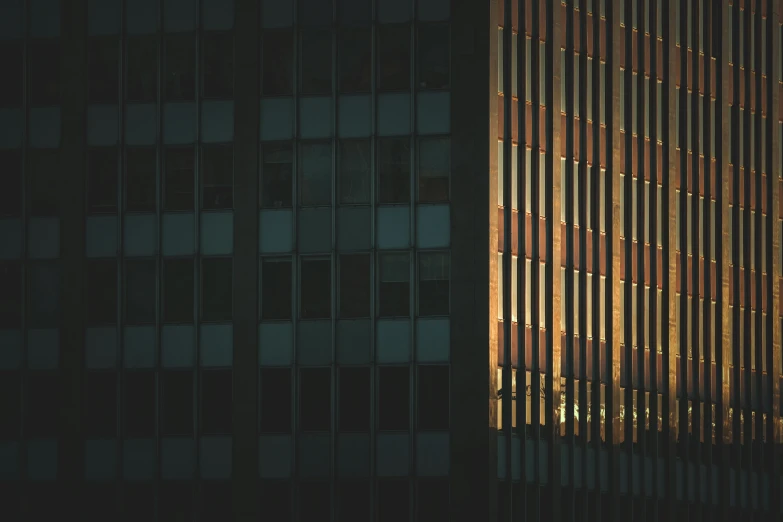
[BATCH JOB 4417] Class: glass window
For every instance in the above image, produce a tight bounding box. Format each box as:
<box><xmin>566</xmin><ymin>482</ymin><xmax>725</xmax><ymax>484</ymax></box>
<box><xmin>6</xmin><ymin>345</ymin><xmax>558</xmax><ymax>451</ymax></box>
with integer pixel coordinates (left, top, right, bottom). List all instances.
<box><xmin>339</xmin><ymin>254</ymin><xmax>370</xmax><ymax>318</ymax></box>
<box><xmin>261</xmin><ymin>257</ymin><xmax>292</xmax><ymax>320</ymax></box>
<box><xmin>299</xmin><ymin>368</ymin><xmax>331</xmax><ymax>432</ymax></box>
<box><xmin>338</xmin><ymin>139</ymin><xmax>370</xmax><ymax>204</ymax></box>
<box><xmin>0</xmin><ymin>42</ymin><xmax>23</xmax><ymax>106</ymax></box>
<box><xmin>0</xmin><ymin>263</ymin><xmax>22</xmax><ymax>329</ymax></box>
<box><xmin>260</xmin><ymin>368</ymin><xmax>292</xmax><ymax>433</ymax></box>
<box><xmin>27</xmin><ymin>262</ymin><xmax>60</xmax><ymax>328</ymax></box>
<box><xmin>299</xmin><ymin>0</ymin><xmax>333</xmax><ymax>26</ymax></box>
<box><xmin>377</xmin><ymin>24</ymin><xmax>411</xmax><ymax>91</ymax></box>
<box><xmin>124</xmin><ymin>371</ymin><xmax>156</xmax><ymax>436</ymax></box>
<box><xmin>125</xmin><ymin>147</ymin><xmax>157</xmax><ymax>212</ymax></box>
<box><xmin>417</xmin><ymin>365</ymin><xmax>448</xmax><ymax>429</ymax></box>
<box><xmin>298</xmin><ymin>141</ymin><xmax>332</xmax><ymax>206</ymax></box>
<box><xmin>417</xmin><ymin>479</ymin><xmax>449</xmax><ymax>520</ymax></box>
<box><xmin>259</xmin><ymin>482</ymin><xmax>291</xmax><ymax>521</ymax></box>
<box><xmin>300</xmin><ymin>29</ymin><xmax>332</xmax><ymax>95</ymax></box>
<box><xmin>338</xmin><ymin>28</ymin><xmax>371</xmax><ymax>93</ymax></box>
<box><xmin>378</xmin><ymin>479</ymin><xmax>409</xmax><ymax>522</ymax></box>
<box><xmin>378</xmin><ymin>253</ymin><xmax>409</xmax><ymax>317</ymax></box>
<box><xmin>201</xmin><ymin>145</ymin><xmax>234</xmax><ymax>210</ymax></box>
<box><xmin>0</xmin><ymin>372</ymin><xmax>21</xmax><ymax>437</ymax></box>
<box><xmin>418</xmin><ymin>137</ymin><xmax>449</xmax><ymax>202</ymax></box>
<box><xmin>300</xmin><ymin>257</ymin><xmax>331</xmax><ymax>319</ymax></box>
<box><xmin>164</xmin><ymin>33</ymin><xmax>196</xmax><ymax>101</ymax></box>
<box><xmin>164</xmin><ymin>147</ymin><xmax>195</xmax><ymax>211</ymax></box>
<box><xmin>202</xmin><ymin>32</ymin><xmax>234</xmax><ymax>99</ymax></box>
<box><xmin>28</xmin><ymin>149</ymin><xmax>60</xmax><ymax>217</ymax></box>
<box><xmin>418</xmin><ymin>252</ymin><xmax>449</xmax><ymax>316</ymax></box>
<box><xmin>87</xmin><ymin>147</ymin><xmax>118</xmax><ymax>214</ymax></box>
<box><xmin>88</xmin><ymin>37</ymin><xmax>119</xmax><ymax>103</ymax></box>
<box><xmin>200</xmin><ymin>482</ymin><xmax>232</xmax><ymax>520</ymax></box>
<box><xmin>26</xmin><ymin>372</ymin><xmax>59</xmax><ymax>436</ymax></box>
<box><xmin>125</xmin><ymin>259</ymin><xmax>156</xmax><ymax>325</ymax></box>
<box><xmin>201</xmin><ymin>257</ymin><xmax>233</xmax><ymax>322</ymax></box>
<box><xmin>161</xmin><ymin>370</ymin><xmax>193</xmax><ymax>435</ymax></box>
<box><xmin>377</xmin><ymin>137</ymin><xmax>410</xmax><ymax>204</ymax></box>
<box><xmin>159</xmin><ymin>484</ymin><xmax>193</xmax><ymax>522</ymax></box>
<box><xmin>86</xmin><ymin>259</ymin><xmax>117</xmax><ymax>325</ymax></box>
<box><xmin>417</xmin><ymin>24</ymin><xmax>450</xmax><ymax>89</ymax></box>
<box><xmin>163</xmin><ymin>258</ymin><xmax>194</xmax><ymax>323</ymax></box>
<box><xmin>0</xmin><ymin>150</ymin><xmax>22</xmax><ymax>217</ymax></box>
<box><xmin>261</xmin><ymin>29</ymin><xmax>293</xmax><ymax>96</ymax></box>
<box><xmin>261</xmin><ymin>142</ymin><xmax>293</xmax><ymax>208</ymax></box>
<box><xmin>337</xmin><ymin>480</ymin><xmax>371</xmax><ymax>522</ymax></box>
<box><xmin>299</xmin><ymin>482</ymin><xmax>331</xmax><ymax>522</ymax></box>
<box><xmin>337</xmin><ymin>0</ymin><xmax>371</xmax><ymax>25</ymax></box>
<box><xmin>201</xmin><ymin>369</ymin><xmax>232</xmax><ymax>434</ymax></box>
<box><xmin>338</xmin><ymin>367</ymin><xmax>370</xmax><ymax>431</ymax></box>
<box><xmin>85</xmin><ymin>372</ymin><xmax>117</xmax><ymax>437</ymax></box>
<box><xmin>127</xmin><ymin>36</ymin><xmax>158</xmax><ymax>103</ymax></box>
<box><xmin>28</xmin><ymin>40</ymin><xmax>60</xmax><ymax>105</ymax></box>
<box><xmin>123</xmin><ymin>485</ymin><xmax>155</xmax><ymax>521</ymax></box>
<box><xmin>378</xmin><ymin>366</ymin><xmax>409</xmax><ymax>430</ymax></box>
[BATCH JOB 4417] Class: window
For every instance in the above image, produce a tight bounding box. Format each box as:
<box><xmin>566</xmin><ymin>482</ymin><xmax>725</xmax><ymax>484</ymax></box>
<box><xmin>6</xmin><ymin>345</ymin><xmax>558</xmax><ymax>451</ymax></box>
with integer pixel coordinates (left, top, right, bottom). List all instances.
<box><xmin>163</xmin><ymin>258</ymin><xmax>194</xmax><ymax>323</ymax></box>
<box><xmin>127</xmin><ymin>36</ymin><xmax>158</xmax><ymax>103</ymax></box>
<box><xmin>85</xmin><ymin>372</ymin><xmax>117</xmax><ymax>436</ymax></box>
<box><xmin>298</xmin><ymin>142</ymin><xmax>332</xmax><ymax>206</ymax></box>
<box><xmin>201</xmin><ymin>369</ymin><xmax>232</xmax><ymax>434</ymax></box>
<box><xmin>300</xmin><ymin>29</ymin><xmax>332</xmax><ymax>95</ymax></box>
<box><xmin>378</xmin><ymin>366</ymin><xmax>409</xmax><ymax>430</ymax></box>
<box><xmin>86</xmin><ymin>259</ymin><xmax>117</xmax><ymax>325</ymax></box>
<box><xmin>0</xmin><ymin>372</ymin><xmax>20</xmax><ymax>437</ymax></box>
<box><xmin>28</xmin><ymin>40</ymin><xmax>60</xmax><ymax>105</ymax></box>
<box><xmin>0</xmin><ymin>262</ymin><xmax>22</xmax><ymax>329</ymax></box>
<box><xmin>337</xmin><ymin>480</ymin><xmax>370</xmax><ymax>522</ymax></box>
<box><xmin>123</xmin><ymin>371</ymin><xmax>156</xmax><ymax>437</ymax></box>
<box><xmin>378</xmin><ymin>253</ymin><xmax>409</xmax><ymax>317</ymax></box>
<box><xmin>299</xmin><ymin>0</ymin><xmax>333</xmax><ymax>26</ymax></box>
<box><xmin>164</xmin><ymin>33</ymin><xmax>196</xmax><ymax>101</ymax></box>
<box><xmin>338</xmin><ymin>367</ymin><xmax>370</xmax><ymax>431</ymax></box>
<box><xmin>87</xmin><ymin>147</ymin><xmax>118</xmax><ymax>214</ymax></box>
<box><xmin>0</xmin><ymin>42</ymin><xmax>23</xmax><ymax>106</ymax></box>
<box><xmin>377</xmin><ymin>25</ymin><xmax>411</xmax><ymax>91</ymax></box>
<box><xmin>418</xmin><ymin>252</ymin><xmax>449</xmax><ymax>316</ymax></box>
<box><xmin>259</xmin><ymin>482</ymin><xmax>291</xmax><ymax>522</ymax></box>
<box><xmin>159</xmin><ymin>483</ymin><xmax>193</xmax><ymax>522</ymax></box>
<box><xmin>260</xmin><ymin>368</ymin><xmax>292</xmax><ymax>433</ymax></box>
<box><xmin>201</xmin><ymin>145</ymin><xmax>234</xmax><ymax>210</ymax></box>
<box><xmin>299</xmin><ymin>482</ymin><xmax>331</xmax><ymax>522</ymax></box>
<box><xmin>201</xmin><ymin>257</ymin><xmax>233</xmax><ymax>322</ymax></box>
<box><xmin>0</xmin><ymin>150</ymin><xmax>22</xmax><ymax>217</ymax></box>
<box><xmin>28</xmin><ymin>149</ymin><xmax>60</xmax><ymax>216</ymax></box>
<box><xmin>300</xmin><ymin>257</ymin><xmax>331</xmax><ymax>319</ymax></box>
<box><xmin>200</xmin><ymin>481</ymin><xmax>232</xmax><ymax>521</ymax></box>
<box><xmin>338</xmin><ymin>140</ymin><xmax>370</xmax><ymax>204</ymax></box>
<box><xmin>88</xmin><ymin>37</ymin><xmax>119</xmax><ymax>103</ymax></box>
<box><xmin>124</xmin><ymin>259</ymin><xmax>156</xmax><ymax>325</ymax></box>
<box><xmin>123</xmin><ymin>484</ymin><xmax>155</xmax><ymax>521</ymax></box>
<box><xmin>161</xmin><ymin>370</ymin><xmax>193</xmax><ymax>435</ymax></box>
<box><xmin>82</xmin><ymin>483</ymin><xmax>118</xmax><ymax>520</ymax></box>
<box><xmin>378</xmin><ymin>479</ymin><xmax>410</xmax><ymax>522</ymax></box>
<box><xmin>261</xmin><ymin>29</ymin><xmax>293</xmax><ymax>96</ymax></box>
<box><xmin>417</xmin><ymin>24</ymin><xmax>450</xmax><ymax>89</ymax></box>
<box><xmin>338</xmin><ymin>28</ymin><xmax>371</xmax><ymax>92</ymax></box>
<box><xmin>339</xmin><ymin>254</ymin><xmax>370</xmax><ymax>318</ymax></box>
<box><xmin>202</xmin><ymin>32</ymin><xmax>234</xmax><ymax>98</ymax></box>
<box><xmin>125</xmin><ymin>147</ymin><xmax>157</xmax><ymax>212</ymax></box>
<box><xmin>25</xmin><ymin>372</ymin><xmax>59</xmax><ymax>436</ymax></box>
<box><xmin>164</xmin><ymin>147</ymin><xmax>195</xmax><ymax>211</ymax></box>
<box><xmin>299</xmin><ymin>368</ymin><xmax>331</xmax><ymax>431</ymax></box>
<box><xmin>417</xmin><ymin>479</ymin><xmax>449</xmax><ymax>521</ymax></box>
<box><xmin>27</xmin><ymin>262</ymin><xmax>60</xmax><ymax>328</ymax></box>
<box><xmin>260</xmin><ymin>142</ymin><xmax>293</xmax><ymax>208</ymax></box>
<box><xmin>418</xmin><ymin>137</ymin><xmax>449</xmax><ymax>202</ymax></box>
<box><xmin>417</xmin><ymin>365</ymin><xmax>449</xmax><ymax>430</ymax></box>
<box><xmin>377</xmin><ymin>137</ymin><xmax>411</xmax><ymax>204</ymax></box>
<box><xmin>261</xmin><ymin>257</ymin><xmax>292</xmax><ymax>320</ymax></box>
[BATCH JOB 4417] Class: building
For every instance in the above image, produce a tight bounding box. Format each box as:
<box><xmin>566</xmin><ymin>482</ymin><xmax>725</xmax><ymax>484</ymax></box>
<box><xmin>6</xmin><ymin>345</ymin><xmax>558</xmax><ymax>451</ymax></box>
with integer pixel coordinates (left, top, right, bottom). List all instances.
<box><xmin>0</xmin><ymin>0</ymin><xmax>780</xmax><ymax>520</ymax></box>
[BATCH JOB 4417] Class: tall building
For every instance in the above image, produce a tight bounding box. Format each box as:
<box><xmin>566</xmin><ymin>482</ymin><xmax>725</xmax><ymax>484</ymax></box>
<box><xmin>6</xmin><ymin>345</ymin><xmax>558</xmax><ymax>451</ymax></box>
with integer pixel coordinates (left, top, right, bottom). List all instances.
<box><xmin>0</xmin><ymin>0</ymin><xmax>781</xmax><ymax>520</ymax></box>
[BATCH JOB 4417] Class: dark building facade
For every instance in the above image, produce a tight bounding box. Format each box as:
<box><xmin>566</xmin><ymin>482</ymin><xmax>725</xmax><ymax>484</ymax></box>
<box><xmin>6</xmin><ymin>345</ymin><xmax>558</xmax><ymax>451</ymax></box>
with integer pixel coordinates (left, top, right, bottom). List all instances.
<box><xmin>0</xmin><ymin>0</ymin><xmax>780</xmax><ymax>521</ymax></box>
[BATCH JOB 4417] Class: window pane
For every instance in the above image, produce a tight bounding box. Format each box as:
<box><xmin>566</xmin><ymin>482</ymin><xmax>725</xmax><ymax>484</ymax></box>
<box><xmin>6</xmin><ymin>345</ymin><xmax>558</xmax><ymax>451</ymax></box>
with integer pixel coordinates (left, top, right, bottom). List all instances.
<box><xmin>28</xmin><ymin>150</ymin><xmax>60</xmax><ymax>216</ymax></box>
<box><xmin>378</xmin><ymin>366</ymin><xmax>409</xmax><ymax>430</ymax></box>
<box><xmin>299</xmin><ymin>368</ymin><xmax>331</xmax><ymax>431</ymax></box>
<box><xmin>0</xmin><ymin>42</ymin><xmax>23</xmax><ymax>106</ymax></box>
<box><xmin>417</xmin><ymin>479</ymin><xmax>449</xmax><ymax>521</ymax></box>
<box><xmin>378</xmin><ymin>253</ymin><xmax>409</xmax><ymax>317</ymax></box>
<box><xmin>418</xmin><ymin>252</ymin><xmax>449</xmax><ymax>316</ymax></box>
<box><xmin>200</xmin><ymin>481</ymin><xmax>232</xmax><ymax>521</ymax></box>
<box><xmin>337</xmin><ymin>0</ymin><xmax>371</xmax><ymax>25</ymax></box>
<box><xmin>201</xmin><ymin>145</ymin><xmax>234</xmax><ymax>210</ymax></box>
<box><xmin>338</xmin><ymin>367</ymin><xmax>370</xmax><ymax>431</ymax></box>
<box><xmin>164</xmin><ymin>33</ymin><xmax>196</xmax><ymax>101</ymax></box>
<box><xmin>88</xmin><ymin>37</ymin><xmax>119</xmax><ymax>103</ymax></box>
<box><xmin>127</xmin><ymin>36</ymin><xmax>158</xmax><ymax>103</ymax></box>
<box><xmin>299</xmin><ymin>0</ymin><xmax>333</xmax><ymax>26</ymax></box>
<box><xmin>159</xmin><ymin>483</ymin><xmax>193</xmax><ymax>522</ymax></box>
<box><xmin>378</xmin><ymin>479</ymin><xmax>410</xmax><ymax>522</ymax></box>
<box><xmin>29</xmin><ymin>40</ymin><xmax>60</xmax><ymax>105</ymax></box>
<box><xmin>85</xmin><ymin>372</ymin><xmax>117</xmax><ymax>437</ymax></box>
<box><xmin>300</xmin><ymin>29</ymin><xmax>332</xmax><ymax>95</ymax></box>
<box><xmin>338</xmin><ymin>139</ymin><xmax>370</xmax><ymax>204</ymax></box>
<box><xmin>124</xmin><ymin>259</ymin><xmax>156</xmax><ymax>324</ymax></box>
<box><xmin>161</xmin><ymin>370</ymin><xmax>193</xmax><ymax>435</ymax></box>
<box><xmin>86</xmin><ymin>259</ymin><xmax>117</xmax><ymax>325</ymax></box>
<box><xmin>337</xmin><ymin>480</ymin><xmax>370</xmax><ymax>522</ymax></box>
<box><xmin>298</xmin><ymin>142</ymin><xmax>332</xmax><ymax>206</ymax></box>
<box><xmin>202</xmin><ymin>32</ymin><xmax>234</xmax><ymax>98</ymax></box>
<box><xmin>163</xmin><ymin>258</ymin><xmax>194</xmax><ymax>323</ymax></box>
<box><xmin>417</xmin><ymin>365</ymin><xmax>449</xmax><ymax>430</ymax></box>
<box><xmin>87</xmin><ymin>147</ymin><xmax>118</xmax><ymax>214</ymax></box>
<box><xmin>123</xmin><ymin>371</ymin><xmax>156</xmax><ymax>437</ymax></box>
<box><xmin>299</xmin><ymin>482</ymin><xmax>331</xmax><ymax>522</ymax></box>
<box><xmin>261</xmin><ymin>142</ymin><xmax>293</xmax><ymax>208</ymax></box>
<box><xmin>0</xmin><ymin>150</ymin><xmax>22</xmax><ymax>217</ymax></box>
<box><xmin>261</xmin><ymin>258</ymin><xmax>292</xmax><ymax>320</ymax></box>
<box><xmin>339</xmin><ymin>254</ymin><xmax>370</xmax><ymax>318</ymax></box>
<box><xmin>27</xmin><ymin>262</ymin><xmax>60</xmax><ymax>328</ymax></box>
<box><xmin>377</xmin><ymin>25</ymin><xmax>411</xmax><ymax>91</ymax></box>
<box><xmin>0</xmin><ymin>262</ymin><xmax>22</xmax><ymax>329</ymax></box>
<box><xmin>202</xmin><ymin>257</ymin><xmax>233</xmax><ymax>322</ymax></box>
<box><xmin>417</xmin><ymin>24</ymin><xmax>450</xmax><ymax>89</ymax></box>
<box><xmin>26</xmin><ymin>372</ymin><xmax>59</xmax><ymax>436</ymax></box>
<box><xmin>300</xmin><ymin>258</ymin><xmax>331</xmax><ymax>319</ymax></box>
<box><xmin>338</xmin><ymin>28</ymin><xmax>371</xmax><ymax>92</ymax></box>
<box><xmin>165</xmin><ymin>147</ymin><xmax>195</xmax><ymax>211</ymax></box>
<box><xmin>201</xmin><ymin>369</ymin><xmax>232</xmax><ymax>434</ymax></box>
<box><xmin>261</xmin><ymin>29</ymin><xmax>293</xmax><ymax>96</ymax></box>
<box><xmin>0</xmin><ymin>372</ymin><xmax>21</xmax><ymax>437</ymax></box>
<box><xmin>418</xmin><ymin>137</ymin><xmax>449</xmax><ymax>203</ymax></box>
<box><xmin>260</xmin><ymin>368</ymin><xmax>292</xmax><ymax>432</ymax></box>
<box><xmin>377</xmin><ymin>137</ymin><xmax>410</xmax><ymax>204</ymax></box>
<box><xmin>125</xmin><ymin>147</ymin><xmax>157</xmax><ymax>212</ymax></box>
<box><xmin>122</xmin><ymin>484</ymin><xmax>155</xmax><ymax>522</ymax></box>
<box><xmin>259</xmin><ymin>482</ymin><xmax>291</xmax><ymax>522</ymax></box>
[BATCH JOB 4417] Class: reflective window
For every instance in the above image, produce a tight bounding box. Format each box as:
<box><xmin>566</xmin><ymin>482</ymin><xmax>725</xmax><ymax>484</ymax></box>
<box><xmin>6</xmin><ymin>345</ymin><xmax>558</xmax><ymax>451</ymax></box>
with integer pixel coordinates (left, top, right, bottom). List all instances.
<box><xmin>338</xmin><ymin>139</ymin><xmax>370</xmax><ymax>204</ymax></box>
<box><xmin>87</xmin><ymin>147</ymin><xmax>118</xmax><ymax>214</ymax></box>
<box><xmin>0</xmin><ymin>42</ymin><xmax>23</xmax><ymax>106</ymax></box>
<box><xmin>417</xmin><ymin>24</ymin><xmax>450</xmax><ymax>89</ymax></box>
<box><xmin>299</xmin><ymin>368</ymin><xmax>331</xmax><ymax>431</ymax></box>
<box><xmin>378</xmin><ymin>479</ymin><xmax>410</xmax><ymax>522</ymax></box>
<box><xmin>164</xmin><ymin>147</ymin><xmax>195</xmax><ymax>211</ymax></box>
<box><xmin>26</xmin><ymin>372</ymin><xmax>59</xmax><ymax>436</ymax></box>
<box><xmin>27</xmin><ymin>262</ymin><xmax>60</xmax><ymax>328</ymax></box>
<box><xmin>377</xmin><ymin>25</ymin><xmax>411</xmax><ymax>91</ymax></box>
<box><xmin>125</xmin><ymin>259</ymin><xmax>156</xmax><ymax>325</ymax></box>
<box><xmin>163</xmin><ymin>258</ymin><xmax>194</xmax><ymax>323</ymax></box>
<box><xmin>338</xmin><ymin>28</ymin><xmax>371</xmax><ymax>93</ymax></box>
<box><xmin>28</xmin><ymin>150</ymin><xmax>60</xmax><ymax>216</ymax></box>
<box><xmin>260</xmin><ymin>142</ymin><xmax>293</xmax><ymax>208</ymax></box>
<box><xmin>202</xmin><ymin>32</ymin><xmax>234</xmax><ymax>99</ymax></box>
<box><xmin>0</xmin><ymin>262</ymin><xmax>22</xmax><ymax>329</ymax></box>
<box><xmin>261</xmin><ymin>257</ymin><xmax>292</xmax><ymax>320</ymax></box>
<box><xmin>337</xmin><ymin>0</ymin><xmax>371</xmax><ymax>26</ymax></box>
<box><xmin>125</xmin><ymin>147</ymin><xmax>157</xmax><ymax>212</ymax></box>
<box><xmin>0</xmin><ymin>150</ymin><xmax>22</xmax><ymax>217</ymax></box>
<box><xmin>378</xmin><ymin>366</ymin><xmax>409</xmax><ymax>430</ymax></box>
<box><xmin>201</xmin><ymin>145</ymin><xmax>234</xmax><ymax>210</ymax></box>
<box><xmin>164</xmin><ymin>34</ymin><xmax>196</xmax><ymax>101</ymax></box>
<box><xmin>86</xmin><ymin>259</ymin><xmax>117</xmax><ymax>325</ymax></box>
<box><xmin>201</xmin><ymin>257</ymin><xmax>233</xmax><ymax>322</ymax></box>
<box><xmin>201</xmin><ymin>369</ymin><xmax>232</xmax><ymax>434</ymax></box>
<box><xmin>88</xmin><ymin>37</ymin><xmax>119</xmax><ymax>103</ymax></box>
<box><xmin>378</xmin><ymin>253</ymin><xmax>409</xmax><ymax>317</ymax></box>
<box><xmin>127</xmin><ymin>36</ymin><xmax>158</xmax><ymax>103</ymax></box>
<box><xmin>300</xmin><ymin>482</ymin><xmax>331</xmax><ymax>522</ymax></box>
<box><xmin>300</xmin><ymin>29</ymin><xmax>332</xmax><ymax>95</ymax></box>
<box><xmin>417</xmin><ymin>365</ymin><xmax>449</xmax><ymax>429</ymax></box>
<box><xmin>338</xmin><ymin>367</ymin><xmax>370</xmax><ymax>431</ymax></box>
<box><xmin>418</xmin><ymin>252</ymin><xmax>449</xmax><ymax>316</ymax></box>
<box><xmin>300</xmin><ymin>257</ymin><xmax>331</xmax><ymax>319</ymax></box>
<box><xmin>298</xmin><ymin>142</ymin><xmax>332</xmax><ymax>206</ymax></box>
<box><xmin>299</xmin><ymin>0</ymin><xmax>333</xmax><ymax>26</ymax></box>
<box><xmin>161</xmin><ymin>370</ymin><xmax>193</xmax><ymax>435</ymax></box>
<box><xmin>85</xmin><ymin>372</ymin><xmax>117</xmax><ymax>437</ymax></box>
<box><xmin>418</xmin><ymin>137</ymin><xmax>449</xmax><ymax>202</ymax></box>
<box><xmin>261</xmin><ymin>29</ymin><xmax>293</xmax><ymax>96</ymax></box>
<box><xmin>377</xmin><ymin>137</ymin><xmax>410</xmax><ymax>204</ymax></box>
<box><xmin>260</xmin><ymin>368</ymin><xmax>292</xmax><ymax>433</ymax></box>
<box><xmin>29</xmin><ymin>40</ymin><xmax>60</xmax><ymax>105</ymax></box>
<box><xmin>0</xmin><ymin>372</ymin><xmax>21</xmax><ymax>437</ymax></box>
<box><xmin>339</xmin><ymin>254</ymin><xmax>370</xmax><ymax>318</ymax></box>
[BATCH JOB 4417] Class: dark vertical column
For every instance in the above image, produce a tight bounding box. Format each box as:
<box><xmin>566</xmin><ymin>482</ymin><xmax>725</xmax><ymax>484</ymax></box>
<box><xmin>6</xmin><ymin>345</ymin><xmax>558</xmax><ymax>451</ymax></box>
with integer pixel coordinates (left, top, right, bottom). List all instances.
<box><xmin>449</xmin><ymin>0</ymin><xmax>496</xmax><ymax>520</ymax></box>
<box><xmin>232</xmin><ymin>0</ymin><xmax>260</xmax><ymax>520</ymax></box>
